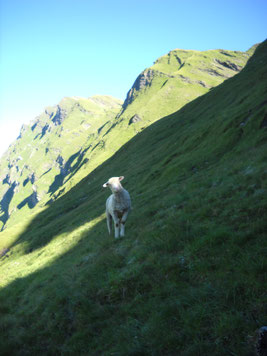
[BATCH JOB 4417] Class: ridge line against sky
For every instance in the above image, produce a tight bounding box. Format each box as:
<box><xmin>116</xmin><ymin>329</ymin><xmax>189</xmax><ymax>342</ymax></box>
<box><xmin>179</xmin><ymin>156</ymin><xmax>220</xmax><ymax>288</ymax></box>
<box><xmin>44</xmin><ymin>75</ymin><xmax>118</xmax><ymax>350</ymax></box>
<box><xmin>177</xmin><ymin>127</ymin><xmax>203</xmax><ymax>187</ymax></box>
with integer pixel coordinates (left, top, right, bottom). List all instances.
<box><xmin>0</xmin><ymin>0</ymin><xmax>266</xmax><ymax>157</ymax></box>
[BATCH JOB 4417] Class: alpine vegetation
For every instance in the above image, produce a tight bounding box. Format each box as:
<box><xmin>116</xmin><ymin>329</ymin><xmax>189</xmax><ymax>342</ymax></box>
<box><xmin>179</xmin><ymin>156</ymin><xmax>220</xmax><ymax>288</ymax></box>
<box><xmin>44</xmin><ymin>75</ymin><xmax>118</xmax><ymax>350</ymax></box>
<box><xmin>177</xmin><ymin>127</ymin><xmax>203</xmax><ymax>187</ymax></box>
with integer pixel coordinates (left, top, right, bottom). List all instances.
<box><xmin>0</xmin><ymin>41</ymin><xmax>266</xmax><ymax>356</ymax></box>
<box><xmin>0</xmin><ymin>47</ymin><xmax>252</xmax><ymax>231</ymax></box>
<box><xmin>103</xmin><ymin>176</ymin><xmax>131</xmax><ymax>238</ymax></box>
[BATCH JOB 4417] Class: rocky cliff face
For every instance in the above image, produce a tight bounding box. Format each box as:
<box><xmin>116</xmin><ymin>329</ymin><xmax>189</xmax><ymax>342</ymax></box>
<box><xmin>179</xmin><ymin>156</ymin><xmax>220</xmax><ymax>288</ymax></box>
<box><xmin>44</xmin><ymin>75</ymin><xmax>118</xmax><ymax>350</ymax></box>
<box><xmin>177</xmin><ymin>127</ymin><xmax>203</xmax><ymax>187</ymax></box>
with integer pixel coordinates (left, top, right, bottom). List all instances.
<box><xmin>122</xmin><ymin>69</ymin><xmax>156</xmax><ymax>109</ymax></box>
<box><xmin>120</xmin><ymin>47</ymin><xmax>252</xmax><ymax>122</ymax></box>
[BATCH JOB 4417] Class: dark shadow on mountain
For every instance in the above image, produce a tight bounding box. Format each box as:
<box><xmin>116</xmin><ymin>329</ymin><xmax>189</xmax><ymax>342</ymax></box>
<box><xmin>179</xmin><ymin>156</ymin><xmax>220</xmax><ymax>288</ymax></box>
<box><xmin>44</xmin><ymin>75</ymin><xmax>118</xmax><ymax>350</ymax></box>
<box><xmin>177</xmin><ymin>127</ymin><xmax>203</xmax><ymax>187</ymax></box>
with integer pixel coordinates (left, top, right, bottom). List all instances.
<box><xmin>48</xmin><ymin>173</ymin><xmax>65</xmax><ymax>196</ymax></box>
<box><xmin>103</xmin><ymin>118</ymin><xmax>124</xmax><ymax>137</ymax></box>
<box><xmin>91</xmin><ymin>140</ymin><xmax>105</xmax><ymax>152</ymax></box>
<box><xmin>40</xmin><ymin>124</ymin><xmax>51</xmax><ymax>139</ymax></box>
<box><xmin>39</xmin><ymin>168</ymin><xmax>52</xmax><ymax>179</ymax></box>
<box><xmin>0</xmin><ymin>182</ymin><xmax>17</xmax><ymax>231</ymax></box>
<box><xmin>48</xmin><ymin>146</ymin><xmax>91</xmax><ymax>196</ymax></box>
<box><xmin>17</xmin><ymin>191</ymin><xmax>39</xmax><ymax>210</ymax></box>
<box><xmin>97</xmin><ymin>121</ymin><xmax>110</xmax><ymax>135</ymax></box>
<box><xmin>23</xmin><ymin>173</ymin><xmax>35</xmax><ymax>187</ymax></box>
<box><xmin>23</xmin><ymin>178</ymin><xmax>30</xmax><ymax>187</ymax></box>
<box><xmin>2</xmin><ymin>175</ymin><xmax>11</xmax><ymax>185</ymax></box>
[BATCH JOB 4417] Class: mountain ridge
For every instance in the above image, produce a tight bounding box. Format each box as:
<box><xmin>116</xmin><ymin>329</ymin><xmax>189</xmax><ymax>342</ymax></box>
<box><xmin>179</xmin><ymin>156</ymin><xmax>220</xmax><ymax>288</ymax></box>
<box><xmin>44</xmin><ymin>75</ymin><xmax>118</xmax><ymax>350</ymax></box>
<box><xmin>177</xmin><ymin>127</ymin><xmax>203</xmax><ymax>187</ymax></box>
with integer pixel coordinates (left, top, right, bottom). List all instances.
<box><xmin>0</xmin><ymin>95</ymin><xmax>122</xmax><ymax>230</ymax></box>
<box><xmin>0</xmin><ymin>45</ymin><xmax>257</xmax><ymax>231</ymax></box>
<box><xmin>0</xmin><ymin>40</ymin><xmax>266</xmax><ymax>355</ymax></box>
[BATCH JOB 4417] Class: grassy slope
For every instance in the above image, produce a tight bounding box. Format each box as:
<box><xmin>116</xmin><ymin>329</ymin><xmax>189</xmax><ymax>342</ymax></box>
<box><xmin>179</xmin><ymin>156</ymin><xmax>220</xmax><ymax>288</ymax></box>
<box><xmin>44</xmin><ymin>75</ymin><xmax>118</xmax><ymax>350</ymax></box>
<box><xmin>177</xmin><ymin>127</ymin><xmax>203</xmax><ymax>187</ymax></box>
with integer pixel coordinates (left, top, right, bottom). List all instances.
<box><xmin>0</xmin><ymin>96</ymin><xmax>122</xmax><ymax>230</ymax></box>
<box><xmin>120</xmin><ymin>47</ymin><xmax>251</xmax><ymax>119</ymax></box>
<box><xmin>102</xmin><ymin>47</ymin><xmax>251</xmax><ymax>147</ymax></box>
<box><xmin>0</xmin><ymin>42</ymin><xmax>266</xmax><ymax>355</ymax></box>
<box><xmin>0</xmin><ymin>47</ymin><xmax>251</xmax><ymax>233</ymax></box>
<box><xmin>46</xmin><ymin>47</ymin><xmax>252</xmax><ymax>203</ymax></box>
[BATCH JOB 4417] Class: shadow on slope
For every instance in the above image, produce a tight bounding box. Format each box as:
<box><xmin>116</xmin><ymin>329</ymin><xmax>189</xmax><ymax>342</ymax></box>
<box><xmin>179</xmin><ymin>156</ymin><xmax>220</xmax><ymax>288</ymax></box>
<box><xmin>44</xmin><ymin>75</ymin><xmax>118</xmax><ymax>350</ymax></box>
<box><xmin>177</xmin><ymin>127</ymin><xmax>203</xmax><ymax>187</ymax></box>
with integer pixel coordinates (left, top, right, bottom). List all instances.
<box><xmin>4</xmin><ymin>37</ymin><xmax>267</xmax><ymax>270</ymax></box>
<box><xmin>0</xmin><ymin>182</ymin><xmax>18</xmax><ymax>231</ymax></box>
<box><xmin>9</xmin><ymin>166</ymin><xmax>108</xmax><ymax>254</ymax></box>
<box><xmin>17</xmin><ymin>190</ymin><xmax>39</xmax><ymax>210</ymax></box>
<box><xmin>0</xmin><ymin>41</ymin><xmax>266</xmax><ymax>355</ymax></box>
<box><xmin>48</xmin><ymin>146</ymin><xmax>90</xmax><ymax>196</ymax></box>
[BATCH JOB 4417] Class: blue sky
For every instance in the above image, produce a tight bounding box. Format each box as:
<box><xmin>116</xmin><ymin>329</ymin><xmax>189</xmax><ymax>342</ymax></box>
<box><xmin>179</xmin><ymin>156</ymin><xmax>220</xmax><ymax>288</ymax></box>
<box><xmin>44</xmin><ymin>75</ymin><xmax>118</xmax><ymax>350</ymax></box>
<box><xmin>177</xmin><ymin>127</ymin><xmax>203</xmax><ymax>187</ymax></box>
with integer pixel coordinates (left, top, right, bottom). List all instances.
<box><xmin>0</xmin><ymin>0</ymin><xmax>266</xmax><ymax>157</ymax></box>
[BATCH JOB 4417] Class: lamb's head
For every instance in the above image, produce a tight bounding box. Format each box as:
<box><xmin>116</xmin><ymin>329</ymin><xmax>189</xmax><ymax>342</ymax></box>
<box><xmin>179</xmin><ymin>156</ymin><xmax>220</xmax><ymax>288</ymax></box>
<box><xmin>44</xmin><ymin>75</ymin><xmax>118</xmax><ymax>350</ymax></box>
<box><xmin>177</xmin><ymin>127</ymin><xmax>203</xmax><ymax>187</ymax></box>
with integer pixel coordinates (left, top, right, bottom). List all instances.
<box><xmin>103</xmin><ymin>176</ymin><xmax>124</xmax><ymax>193</ymax></box>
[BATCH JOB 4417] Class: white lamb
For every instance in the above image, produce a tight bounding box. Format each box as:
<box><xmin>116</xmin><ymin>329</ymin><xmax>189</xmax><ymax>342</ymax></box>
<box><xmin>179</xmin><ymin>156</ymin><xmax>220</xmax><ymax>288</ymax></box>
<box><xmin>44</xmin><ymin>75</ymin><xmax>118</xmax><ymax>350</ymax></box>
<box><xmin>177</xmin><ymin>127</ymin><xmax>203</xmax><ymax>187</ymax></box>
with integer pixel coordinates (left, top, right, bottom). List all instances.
<box><xmin>103</xmin><ymin>176</ymin><xmax>131</xmax><ymax>238</ymax></box>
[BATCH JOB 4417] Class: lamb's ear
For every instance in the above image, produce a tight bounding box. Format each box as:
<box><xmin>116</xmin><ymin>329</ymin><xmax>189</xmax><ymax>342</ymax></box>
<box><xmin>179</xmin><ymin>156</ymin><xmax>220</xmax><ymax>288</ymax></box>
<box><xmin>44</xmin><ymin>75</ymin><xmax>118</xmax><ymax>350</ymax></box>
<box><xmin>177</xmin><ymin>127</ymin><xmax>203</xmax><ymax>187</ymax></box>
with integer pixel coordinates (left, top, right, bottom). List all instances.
<box><xmin>119</xmin><ymin>176</ymin><xmax>124</xmax><ymax>181</ymax></box>
<box><xmin>103</xmin><ymin>182</ymin><xmax>108</xmax><ymax>188</ymax></box>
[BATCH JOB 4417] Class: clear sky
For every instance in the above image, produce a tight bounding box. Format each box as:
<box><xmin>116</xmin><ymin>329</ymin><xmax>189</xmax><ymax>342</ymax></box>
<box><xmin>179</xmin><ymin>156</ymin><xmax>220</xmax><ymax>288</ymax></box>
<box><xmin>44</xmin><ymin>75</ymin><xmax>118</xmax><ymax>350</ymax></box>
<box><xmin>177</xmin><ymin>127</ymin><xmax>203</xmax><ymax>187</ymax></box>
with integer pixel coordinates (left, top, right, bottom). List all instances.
<box><xmin>0</xmin><ymin>0</ymin><xmax>266</xmax><ymax>157</ymax></box>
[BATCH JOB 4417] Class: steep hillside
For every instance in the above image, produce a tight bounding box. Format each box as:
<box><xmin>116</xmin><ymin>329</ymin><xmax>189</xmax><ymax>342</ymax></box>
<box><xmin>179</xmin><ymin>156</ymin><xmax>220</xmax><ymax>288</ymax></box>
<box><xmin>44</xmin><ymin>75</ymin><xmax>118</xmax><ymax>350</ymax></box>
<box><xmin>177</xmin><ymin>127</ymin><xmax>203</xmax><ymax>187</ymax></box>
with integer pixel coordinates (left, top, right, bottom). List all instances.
<box><xmin>99</xmin><ymin>47</ymin><xmax>253</xmax><ymax>165</ymax></box>
<box><xmin>121</xmin><ymin>47</ymin><xmax>250</xmax><ymax>120</ymax></box>
<box><xmin>0</xmin><ymin>47</ymin><xmax>253</xmax><ymax>231</ymax></box>
<box><xmin>0</xmin><ymin>41</ymin><xmax>266</xmax><ymax>355</ymax></box>
<box><xmin>0</xmin><ymin>96</ymin><xmax>122</xmax><ymax>230</ymax></box>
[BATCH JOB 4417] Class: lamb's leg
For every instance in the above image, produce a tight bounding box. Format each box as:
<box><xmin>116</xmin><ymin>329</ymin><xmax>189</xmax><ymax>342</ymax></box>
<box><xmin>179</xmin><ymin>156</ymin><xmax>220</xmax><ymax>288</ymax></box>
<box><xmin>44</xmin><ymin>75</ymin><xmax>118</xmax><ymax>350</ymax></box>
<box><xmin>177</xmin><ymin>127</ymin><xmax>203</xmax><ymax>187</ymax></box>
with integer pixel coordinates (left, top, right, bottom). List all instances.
<box><xmin>111</xmin><ymin>213</ymin><xmax>120</xmax><ymax>238</ymax></box>
<box><xmin>106</xmin><ymin>211</ymin><xmax>112</xmax><ymax>235</ymax></box>
<box><xmin>120</xmin><ymin>210</ymin><xmax>129</xmax><ymax>237</ymax></box>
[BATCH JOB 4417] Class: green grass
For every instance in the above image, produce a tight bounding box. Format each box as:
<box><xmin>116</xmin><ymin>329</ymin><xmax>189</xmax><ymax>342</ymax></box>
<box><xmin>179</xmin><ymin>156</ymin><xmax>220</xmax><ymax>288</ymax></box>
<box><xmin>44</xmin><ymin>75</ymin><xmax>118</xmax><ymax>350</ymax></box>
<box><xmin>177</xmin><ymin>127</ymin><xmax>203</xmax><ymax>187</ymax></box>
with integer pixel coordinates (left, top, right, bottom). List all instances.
<box><xmin>0</xmin><ymin>41</ymin><xmax>266</xmax><ymax>355</ymax></box>
<box><xmin>0</xmin><ymin>96</ymin><xmax>122</xmax><ymax>230</ymax></box>
<box><xmin>0</xmin><ymin>47</ymin><xmax>252</xmax><ymax>231</ymax></box>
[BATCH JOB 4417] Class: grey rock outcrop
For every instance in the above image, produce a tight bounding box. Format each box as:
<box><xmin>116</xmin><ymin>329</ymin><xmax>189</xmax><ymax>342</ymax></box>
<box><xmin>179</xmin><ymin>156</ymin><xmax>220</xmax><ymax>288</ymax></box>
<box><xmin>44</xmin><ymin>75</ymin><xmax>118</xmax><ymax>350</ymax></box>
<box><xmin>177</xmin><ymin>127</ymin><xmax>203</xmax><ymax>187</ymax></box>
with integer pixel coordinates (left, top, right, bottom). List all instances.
<box><xmin>128</xmin><ymin>114</ymin><xmax>142</xmax><ymax>125</ymax></box>
<box><xmin>122</xmin><ymin>69</ymin><xmax>155</xmax><ymax>110</ymax></box>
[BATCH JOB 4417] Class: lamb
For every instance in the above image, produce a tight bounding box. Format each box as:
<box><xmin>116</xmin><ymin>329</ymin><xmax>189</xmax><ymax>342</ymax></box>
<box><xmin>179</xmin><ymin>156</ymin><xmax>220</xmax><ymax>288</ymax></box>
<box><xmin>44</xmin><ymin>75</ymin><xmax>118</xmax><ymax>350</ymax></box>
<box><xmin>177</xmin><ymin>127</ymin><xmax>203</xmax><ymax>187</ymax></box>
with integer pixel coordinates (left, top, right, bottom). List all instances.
<box><xmin>103</xmin><ymin>176</ymin><xmax>131</xmax><ymax>238</ymax></box>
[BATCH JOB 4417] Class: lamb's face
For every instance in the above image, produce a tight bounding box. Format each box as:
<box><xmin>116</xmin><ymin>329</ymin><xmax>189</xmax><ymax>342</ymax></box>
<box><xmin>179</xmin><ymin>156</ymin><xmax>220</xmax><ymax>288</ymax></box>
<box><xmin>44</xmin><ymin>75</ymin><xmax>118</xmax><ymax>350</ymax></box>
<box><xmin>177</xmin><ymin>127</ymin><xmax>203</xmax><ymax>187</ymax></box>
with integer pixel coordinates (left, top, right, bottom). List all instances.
<box><xmin>103</xmin><ymin>176</ymin><xmax>124</xmax><ymax>193</ymax></box>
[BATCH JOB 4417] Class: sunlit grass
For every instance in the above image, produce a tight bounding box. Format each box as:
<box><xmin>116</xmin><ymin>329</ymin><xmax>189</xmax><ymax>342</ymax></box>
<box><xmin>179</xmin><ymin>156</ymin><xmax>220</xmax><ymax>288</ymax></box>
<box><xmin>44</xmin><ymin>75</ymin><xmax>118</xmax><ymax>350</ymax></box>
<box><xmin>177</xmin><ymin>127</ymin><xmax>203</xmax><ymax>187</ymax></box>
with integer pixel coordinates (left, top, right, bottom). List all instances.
<box><xmin>0</xmin><ymin>213</ymin><xmax>105</xmax><ymax>288</ymax></box>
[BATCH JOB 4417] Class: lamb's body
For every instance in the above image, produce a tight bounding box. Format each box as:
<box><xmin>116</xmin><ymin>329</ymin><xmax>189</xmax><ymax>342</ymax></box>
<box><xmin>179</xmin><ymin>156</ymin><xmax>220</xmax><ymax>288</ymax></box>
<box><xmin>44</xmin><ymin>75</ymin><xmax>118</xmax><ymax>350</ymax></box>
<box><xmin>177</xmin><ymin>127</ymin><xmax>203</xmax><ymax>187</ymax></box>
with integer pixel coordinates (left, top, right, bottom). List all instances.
<box><xmin>103</xmin><ymin>176</ymin><xmax>131</xmax><ymax>238</ymax></box>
